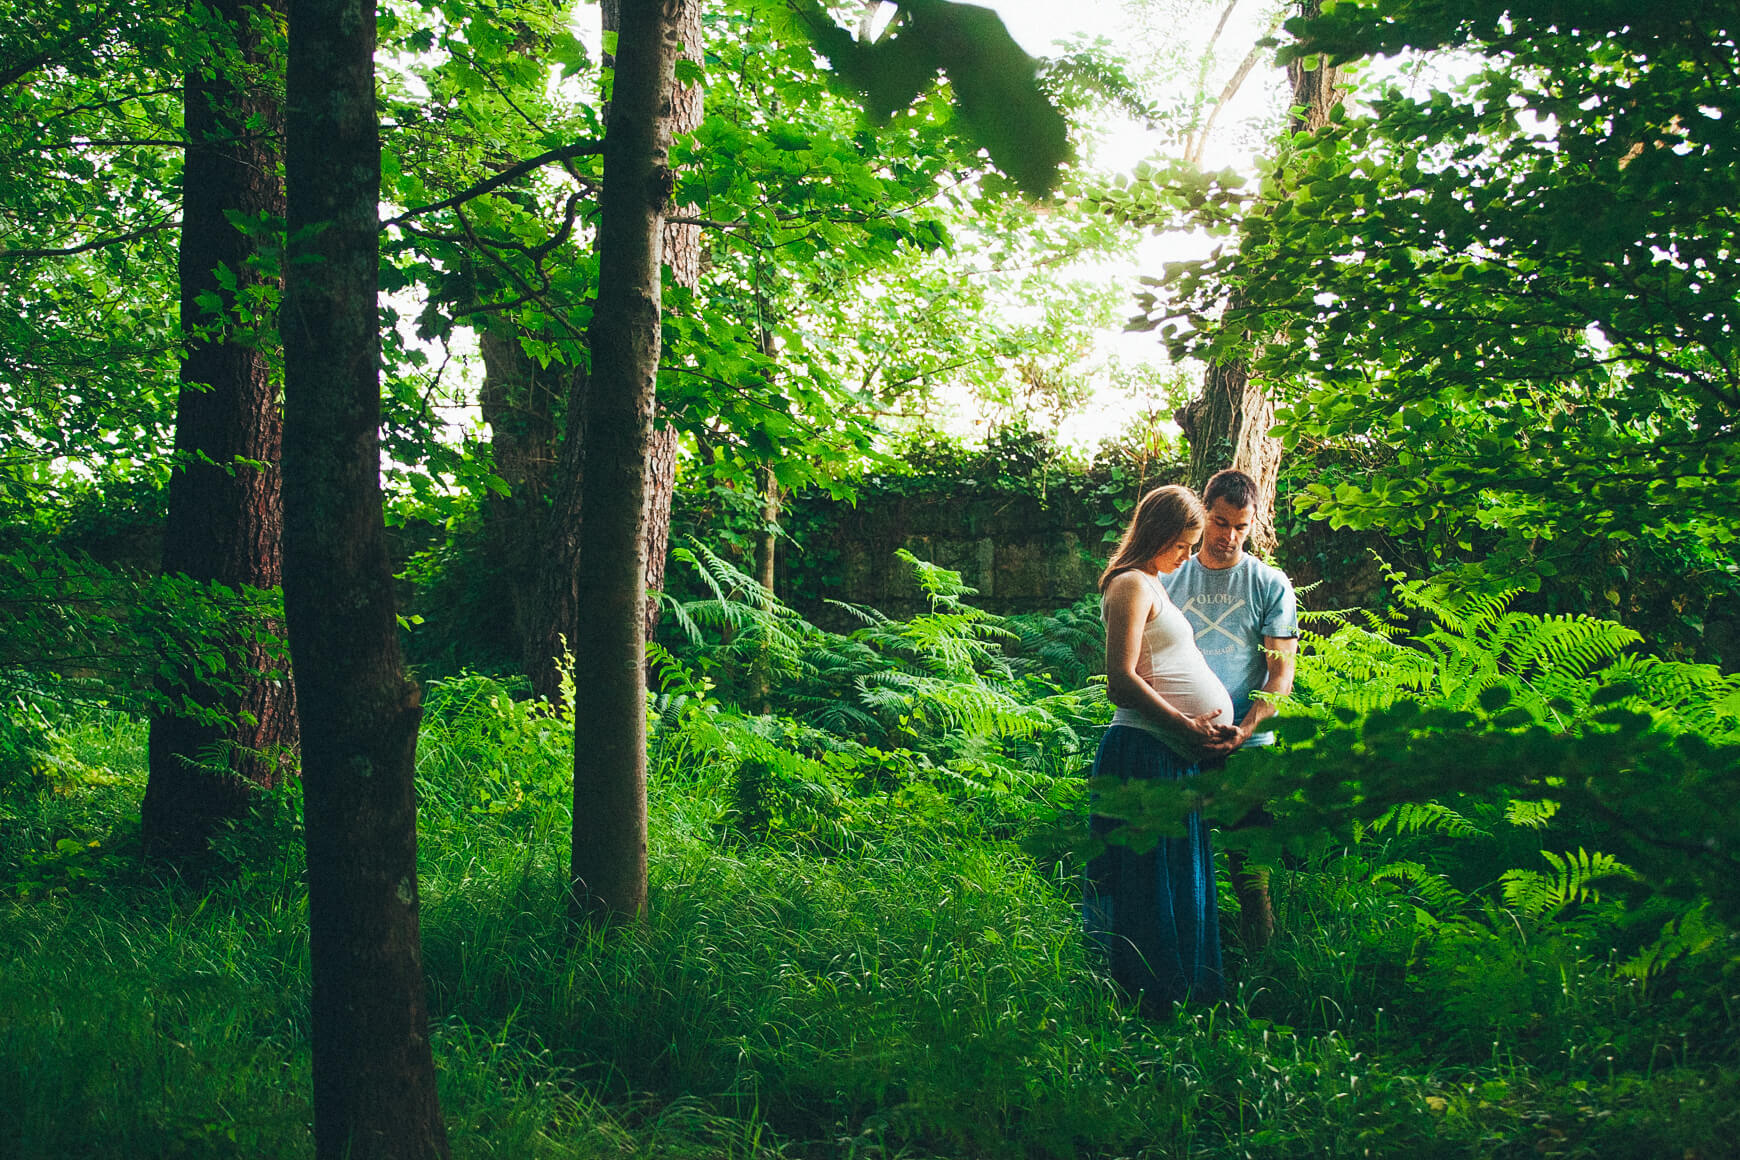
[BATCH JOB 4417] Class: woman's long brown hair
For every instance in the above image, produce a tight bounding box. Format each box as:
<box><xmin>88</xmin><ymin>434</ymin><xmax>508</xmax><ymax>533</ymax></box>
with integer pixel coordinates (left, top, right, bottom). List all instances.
<box><xmin>1098</xmin><ymin>485</ymin><xmax>1206</xmax><ymax>592</ymax></box>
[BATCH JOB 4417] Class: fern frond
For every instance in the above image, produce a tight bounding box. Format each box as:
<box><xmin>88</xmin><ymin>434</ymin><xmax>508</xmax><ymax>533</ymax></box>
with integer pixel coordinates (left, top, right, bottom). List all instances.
<box><xmin>647</xmin><ymin>643</ymin><xmax>711</xmax><ymax>701</ymax></box>
<box><xmin>1371</xmin><ymin>800</ymin><xmax>1487</xmax><ymax>839</ymax></box>
<box><xmin>896</xmin><ymin>548</ymin><xmax>979</xmax><ymax>609</ymax></box>
<box><xmin>1394</xmin><ymin>580</ymin><xmax>1521</xmax><ymax>637</ymax></box>
<box><xmin>824</xmin><ymin>599</ymin><xmax>891</xmax><ymax>628</ymax></box>
<box><xmin>1500</xmin><ymin>848</ymin><xmax>1636</xmax><ymax>920</ymax></box>
<box><xmin>1294</xmin><ymin>621</ymin><xmax>1437</xmax><ymax>713</ymax></box>
<box><xmin>1617</xmin><ymin>902</ymin><xmax>1725</xmax><ymax>981</ymax></box>
<box><xmin>1503</xmin><ymin>798</ymin><xmax>1560</xmax><ymax>830</ymax></box>
<box><xmin>1597</xmin><ymin>655</ymin><xmax>1740</xmax><ymax>740</ymax></box>
<box><xmin>796</xmin><ymin>697</ymin><xmax>884</xmax><ymax>738</ymax></box>
<box><xmin>854</xmin><ymin>670</ymin><xmax>1059</xmax><ymax>741</ymax></box>
<box><xmin>1371</xmin><ymin>860</ymin><xmax>1468</xmax><ymax>912</ymax></box>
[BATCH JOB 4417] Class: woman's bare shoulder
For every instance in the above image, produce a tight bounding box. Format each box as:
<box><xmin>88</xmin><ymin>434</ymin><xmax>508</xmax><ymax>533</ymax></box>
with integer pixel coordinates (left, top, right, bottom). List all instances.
<box><xmin>1102</xmin><ymin>568</ymin><xmax>1156</xmax><ymax>610</ymax></box>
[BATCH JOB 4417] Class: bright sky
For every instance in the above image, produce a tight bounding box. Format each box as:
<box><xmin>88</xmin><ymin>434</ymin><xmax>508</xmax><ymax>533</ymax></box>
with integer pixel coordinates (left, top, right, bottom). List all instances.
<box><xmin>556</xmin><ymin>1</ymin><xmax>1301</xmax><ymax>452</ymax></box>
<box><xmin>947</xmin><ymin>0</ymin><xmax>1297</xmax><ymax>449</ymax></box>
<box><xmin>988</xmin><ymin>0</ymin><xmax>1290</xmax><ymax>169</ymax></box>
<box><xmin>413</xmin><ymin>1</ymin><xmax>1300</xmax><ymax>490</ymax></box>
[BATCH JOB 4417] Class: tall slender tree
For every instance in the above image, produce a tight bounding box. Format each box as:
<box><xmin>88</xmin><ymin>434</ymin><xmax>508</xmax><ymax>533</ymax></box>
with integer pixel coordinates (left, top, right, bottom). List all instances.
<box><xmin>520</xmin><ymin>0</ymin><xmax>700</xmax><ymax>706</ymax></box>
<box><xmin>282</xmin><ymin>0</ymin><xmax>449</xmax><ymax>1149</ymax></box>
<box><xmin>562</xmin><ymin>0</ymin><xmax>1070</xmax><ymax>920</ymax></box>
<box><xmin>1167</xmin><ymin>0</ymin><xmax>1339</xmax><ymax>949</ymax></box>
<box><xmin>567</xmin><ymin>0</ymin><xmax>687</xmax><ymax>922</ymax></box>
<box><xmin>143</xmin><ymin>0</ymin><xmax>298</xmax><ymax>857</ymax></box>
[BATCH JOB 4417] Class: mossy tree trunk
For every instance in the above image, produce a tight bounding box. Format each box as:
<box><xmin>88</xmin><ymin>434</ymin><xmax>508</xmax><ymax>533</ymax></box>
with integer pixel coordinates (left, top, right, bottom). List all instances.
<box><xmin>143</xmin><ymin>0</ymin><xmax>298</xmax><ymax>858</ymax></box>
<box><xmin>282</xmin><ymin>0</ymin><xmax>450</xmax><ymax>1151</ymax></box>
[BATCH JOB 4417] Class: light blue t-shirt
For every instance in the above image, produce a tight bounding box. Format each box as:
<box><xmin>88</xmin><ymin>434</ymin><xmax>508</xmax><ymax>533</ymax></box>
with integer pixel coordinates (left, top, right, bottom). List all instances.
<box><xmin>1161</xmin><ymin>555</ymin><xmax>1299</xmax><ymax>747</ymax></box>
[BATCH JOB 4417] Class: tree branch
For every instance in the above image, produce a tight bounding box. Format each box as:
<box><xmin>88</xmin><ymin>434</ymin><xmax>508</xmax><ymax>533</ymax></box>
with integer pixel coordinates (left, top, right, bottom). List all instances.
<box><xmin>0</xmin><ymin>50</ymin><xmax>56</xmax><ymax>91</ymax></box>
<box><xmin>44</xmin><ymin>137</ymin><xmax>190</xmax><ymax>150</ymax></box>
<box><xmin>0</xmin><ymin>218</ymin><xmax>178</xmax><ymax>260</ymax></box>
<box><xmin>380</xmin><ymin>141</ymin><xmax>604</xmax><ymax>228</ymax></box>
<box><xmin>453</xmin><ymin>208</ymin><xmax>590</xmax><ymax>344</ymax></box>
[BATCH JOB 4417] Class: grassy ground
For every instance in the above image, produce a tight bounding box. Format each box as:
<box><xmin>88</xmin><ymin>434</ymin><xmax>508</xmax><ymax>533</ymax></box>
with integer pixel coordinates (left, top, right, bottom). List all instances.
<box><xmin>2</xmin><ymin>705</ymin><xmax>1735</xmax><ymax>1159</ymax></box>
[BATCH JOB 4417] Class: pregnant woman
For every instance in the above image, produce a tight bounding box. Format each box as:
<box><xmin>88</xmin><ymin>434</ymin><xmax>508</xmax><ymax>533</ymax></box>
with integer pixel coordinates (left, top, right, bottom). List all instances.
<box><xmin>1085</xmin><ymin>484</ymin><xmax>1238</xmax><ymax>1012</ymax></box>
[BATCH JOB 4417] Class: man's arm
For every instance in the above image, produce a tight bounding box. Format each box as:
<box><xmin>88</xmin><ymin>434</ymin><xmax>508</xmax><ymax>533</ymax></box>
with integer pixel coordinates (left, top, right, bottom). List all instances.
<box><xmin>1233</xmin><ymin>635</ymin><xmax>1298</xmax><ymax>744</ymax></box>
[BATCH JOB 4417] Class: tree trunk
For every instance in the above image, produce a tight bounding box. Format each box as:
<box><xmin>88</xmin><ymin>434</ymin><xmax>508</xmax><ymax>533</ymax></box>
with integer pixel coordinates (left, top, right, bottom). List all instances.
<box><xmin>478</xmin><ymin>321</ymin><xmax>561</xmax><ymax>670</ymax></box>
<box><xmin>1180</xmin><ymin>0</ymin><xmax>1340</xmax><ymax>555</ymax></box>
<box><xmin>523</xmin><ymin>0</ymin><xmax>698</xmax><ymax>702</ymax></box>
<box><xmin>282</xmin><ymin>0</ymin><xmax>450</xmax><ymax>1152</ymax></box>
<box><xmin>642</xmin><ymin>419</ymin><xmax>679</xmax><ymax>637</ymax></box>
<box><xmin>568</xmin><ymin>0</ymin><xmax>685</xmax><ymax>924</ymax></box>
<box><xmin>754</xmin><ymin>467</ymin><xmax>779</xmax><ymax>596</ymax></box>
<box><xmin>639</xmin><ymin>0</ymin><xmax>702</xmax><ymax>639</ymax></box>
<box><xmin>748</xmin><ymin>464</ymin><xmax>780</xmax><ymax>712</ymax></box>
<box><xmin>1180</xmin><ymin>359</ymin><xmax>1283</xmax><ymax>549</ymax></box>
<box><xmin>143</xmin><ymin>0</ymin><xmax>298</xmax><ymax>858</ymax></box>
<box><xmin>524</xmin><ymin>372</ymin><xmax>587</xmax><ymax>703</ymax></box>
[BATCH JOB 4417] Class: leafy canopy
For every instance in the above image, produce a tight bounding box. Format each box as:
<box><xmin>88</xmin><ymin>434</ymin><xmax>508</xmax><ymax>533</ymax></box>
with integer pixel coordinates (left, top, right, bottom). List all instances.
<box><xmin>1135</xmin><ymin>0</ymin><xmax>1740</xmax><ymax>587</ymax></box>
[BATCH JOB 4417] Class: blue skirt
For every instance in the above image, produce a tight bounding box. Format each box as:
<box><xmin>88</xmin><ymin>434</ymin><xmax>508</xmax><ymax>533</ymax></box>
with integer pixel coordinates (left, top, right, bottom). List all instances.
<box><xmin>1084</xmin><ymin>725</ymin><xmax>1223</xmax><ymax>1008</ymax></box>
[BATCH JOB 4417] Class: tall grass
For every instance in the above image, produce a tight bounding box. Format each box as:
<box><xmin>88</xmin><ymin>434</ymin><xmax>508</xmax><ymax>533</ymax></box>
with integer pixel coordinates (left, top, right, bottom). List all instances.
<box><xmin>0</xmin><ymin>707</ymin><xmax>1473</xmax><ymax>1159</ymax></box>
<box><xmin>3</xmin><ymin>574</ymin><xmax>1737</xmax><ymax>1157</ymax></box>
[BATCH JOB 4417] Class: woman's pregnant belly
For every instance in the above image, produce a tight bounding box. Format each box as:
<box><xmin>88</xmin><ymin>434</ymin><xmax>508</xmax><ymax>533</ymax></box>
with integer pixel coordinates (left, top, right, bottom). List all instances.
<box><xmin>1108</xmin><ymin>658</ymin><xmax>1234</xmax><ymax>748</ymax></box>
<box><xmin>1148</xmin><ymin>662</ymin><xmax>1234</xmax><ymax>726</ymax></box>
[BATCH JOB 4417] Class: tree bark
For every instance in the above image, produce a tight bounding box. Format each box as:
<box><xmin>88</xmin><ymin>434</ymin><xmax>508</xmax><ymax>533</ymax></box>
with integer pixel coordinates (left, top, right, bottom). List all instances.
<box><xmin>748</xmin><ymin>463</ymin><xmax>780</xmax><ymax>712</ymax></box>
<box><xmin>523</xmin><ymin>0</ymin><xmax>697</xmax><ymax>702</ymax></box>
<box><xmin>143</xmin><ymin>0</ymin><xmax>298</xmax><ymax>858</ymax></box>
<box><xmin>639</xmin><ymin>0</ymin><xmax>702</xmax><ymax>638</ymax></box>
<box><xmin>477</xmin><ymin>321</ymin><xmax>562</xmax><ymax>672</ymax></box>
<box><xmin>282</xmin><ymin>0</ymin><xmax>450</xmax><ymax>1152</ymax></box>
<box><xmin>642</xmin><ymin>418</ymin><xmax>680</xmax><ymax>636</ymax></box>
<box><xmin>524</xmin><ymin>369</ymin><xmax>587</xmax><ymax>703</ymax></box>
<box><xmin>1180</xmin><ymin>358</ymin><xmax>1283</xmax><ymax>549</ymax></box>
<box><xmin>568</xmin><ymin>0</ymin><xmax>686</xmax><ymax>924</ymax></box>
<box><xmin>754</xmin><ymin>467</ymin><xmax>780</xmax><ymax>596</ymax></box>
<box><xmin>1180</xmin><ymin>0</ymin><xmax>1340</xmax><ymax>555</ymax></box>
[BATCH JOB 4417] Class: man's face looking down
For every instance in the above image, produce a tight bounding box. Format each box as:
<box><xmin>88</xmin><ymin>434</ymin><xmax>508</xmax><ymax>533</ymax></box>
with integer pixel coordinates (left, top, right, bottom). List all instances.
<box><xmin>1198</xmin><ymin>498</ymin><xmax>1253</xmax><ymax>569</ymax></box>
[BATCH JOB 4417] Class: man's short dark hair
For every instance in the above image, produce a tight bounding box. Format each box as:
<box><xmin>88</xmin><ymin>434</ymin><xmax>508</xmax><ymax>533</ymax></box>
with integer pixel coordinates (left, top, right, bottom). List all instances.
<box><xmin>1203</xmin><ymin>469</ymin><xmax>1258</xmax><ymax>511</ymax></box>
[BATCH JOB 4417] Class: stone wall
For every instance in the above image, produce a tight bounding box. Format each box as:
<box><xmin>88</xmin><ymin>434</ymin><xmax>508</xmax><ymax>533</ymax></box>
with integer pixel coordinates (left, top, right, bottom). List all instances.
<box><xmin>779</xmin><ymin>490</ymin><xmax>1107</xmax><ymax>621</ymax></box>
<box><xmin>770</xmin><ymin>485</ymin><xmax>1740</xmax><ymax>672</ymax></box>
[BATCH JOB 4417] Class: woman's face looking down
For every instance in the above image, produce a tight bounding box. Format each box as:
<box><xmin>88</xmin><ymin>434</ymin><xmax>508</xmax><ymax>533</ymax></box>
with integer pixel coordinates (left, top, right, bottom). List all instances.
<box><xmin>1152</xmin><ymin>528</ymin><xmax>1200</xmax><ymax>574</ymax></box>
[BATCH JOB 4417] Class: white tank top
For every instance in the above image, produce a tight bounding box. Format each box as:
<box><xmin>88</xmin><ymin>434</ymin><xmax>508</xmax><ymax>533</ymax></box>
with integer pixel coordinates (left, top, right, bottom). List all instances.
<box><xmin>1106</xmin><ymin>569</ymin><xmax>1234</xmax><ymax>752</ymax></box>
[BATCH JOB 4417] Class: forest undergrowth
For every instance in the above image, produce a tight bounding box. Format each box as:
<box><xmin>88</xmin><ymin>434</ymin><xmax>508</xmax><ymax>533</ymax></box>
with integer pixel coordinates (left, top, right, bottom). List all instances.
<box><xmin>2</xmin><ymin>554</ymin><xmax>1737</xmax><ymax>1159</ymax></box>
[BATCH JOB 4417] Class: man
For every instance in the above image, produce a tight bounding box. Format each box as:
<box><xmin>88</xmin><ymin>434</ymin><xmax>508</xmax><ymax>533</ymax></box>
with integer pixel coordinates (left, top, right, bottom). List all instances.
<box><xmin>1162</xmin><ymin>469</ymin><xmax>1299</xmax><ymax>949</ymax></box>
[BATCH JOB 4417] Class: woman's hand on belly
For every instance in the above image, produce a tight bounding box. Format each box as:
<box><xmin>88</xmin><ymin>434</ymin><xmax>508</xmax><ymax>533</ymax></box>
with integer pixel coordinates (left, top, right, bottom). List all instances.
<box><xmin>1174</xmin><ymin>710</ymin><xmax>1241</xmax><ymax>763</ymax></box>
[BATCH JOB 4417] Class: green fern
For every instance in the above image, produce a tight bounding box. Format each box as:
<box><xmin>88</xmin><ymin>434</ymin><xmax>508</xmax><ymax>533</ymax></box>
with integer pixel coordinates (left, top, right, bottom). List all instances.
<box><xmin>1281</xmin><ymin>580</ymin><xmax>1734</xmax><ymax>829</ymax></box>
<box><xmin>660</xmin><ymin>545</ymin><xmax>1091</xmax><ymax>800</ymax></box>
<box><xmin>1005</xmin><ymin>597</ymin><xmax>1105</xmax><ymax>688</ymax></box>
<box><xmin>1592</xmin><ymin>653</ymin><xmax>1740</xmax><ymax>742</ymax></box>
<box><xmin>663</xmin><ymin>541</ymin><xmax>817</xmax><ymax>682</ymax></box>
<box><xmin>854</xmin><ymin>670</ymin><xmax>1069</xmax><ymax>743</ymax></box>
<box><xmin>1503</xmin><ymin>799</ymin><xmax>1560</xmax><ymax>829</ymax></box>
<box><xmin>1499</xmin><ymin>848</ymin><xmax>1636</xmax><ymax>921</ymax></box>
<box><xmin>1618</xmin><ymin>901</ymin><xmax>1725</xmax><ymax>982</ymax></box>
<box><xmin>1370</xmin><ymin>860</ymin><xmax>1468</xmax><ymax>912</ymax></box>
<box><xmin>897</xmin><ymin>547</ymin><xmax>980</xmax><ymax>608</ymax></box>
<box><xmin>1368</xmin><ymin>800</ymin><xmax>1487</xmax><ymax>839</ymax></box>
